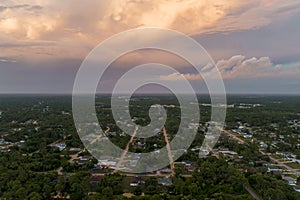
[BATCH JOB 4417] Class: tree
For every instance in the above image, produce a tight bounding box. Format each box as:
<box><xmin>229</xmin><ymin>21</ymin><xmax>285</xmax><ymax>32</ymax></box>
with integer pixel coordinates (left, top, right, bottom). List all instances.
<box><xmin>134</xmin><ymin>186</ymin><xmax>142</xmax><ymax>196</ymax></box>
<box><xmin>28</xmin><ymin>192</ymin><xmax>43</xmax><ymax>200</ymax></box>
<box><xmin>102</xmin><ymin>187</ymin><xmax>113</xmax><ymax>198</ymax></box>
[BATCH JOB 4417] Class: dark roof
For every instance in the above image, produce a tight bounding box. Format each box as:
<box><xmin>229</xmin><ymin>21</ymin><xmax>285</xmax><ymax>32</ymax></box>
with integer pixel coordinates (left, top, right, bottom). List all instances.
<box><xmin>130</xmin><ymin>177</ymin><xmax>139</xmax><ymax>183</ymax></box>
<box><xmin>283</xmin><ymin>176</ymin><xmax>296</xmax><ymax>182</ymax></box>
<box><xmin>158</xmin><ymin>178</ymin><xmax>172</xmax><ymax>186</ymax></box>
<box><xmin>293</xmin><ymin>185</ymin><xmax>300</xmax><ymax>190</ymax></box>
<box><xmin>182</xmin><ymin>160</ymin><xmax>192</xmax><ymax>165</ymax></box>
<box><xmin>268</xmin><ymin>165</ymin><xmax>282</xmax><ymax>170</ymax></box>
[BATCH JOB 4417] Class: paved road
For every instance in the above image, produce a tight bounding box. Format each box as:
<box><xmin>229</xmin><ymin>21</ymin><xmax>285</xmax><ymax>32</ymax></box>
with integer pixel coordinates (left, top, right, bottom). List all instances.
<box><xmin>114</xmin><ymin>126</ymin><xmax>138</xmax><ymax>172</ymax></box>
<box><xmin>163</xmin><ymin>127</ymin><xmax>175</xmax><ymax>176</ymax></box>
<box><xmin>69</xmin><ymin>149</ymin><xmax>85</xmax><ymax>163</ymax></box>
<box><xmin>221</xmin><ymin>127</ymin><xmax>300</xmax><ymax>177</ymax></box>
<box><xmin>259</xmin><ymin>150</ymin><xmax>300</xmax><ymax>177</ymax></box>
<box><xmin>113</xmin><ymin>127</ymin><xmax>175</xmax><ymax>176</ymax></box>
<box><xmin>244</xmin><ymin>185</ymin><xmax>262</xmax><ymax>200</ymax></box>
<box><xmin>220</xmin><ymin>128</ymin><xmax>246</xmax><ymax>144</ymax></box>
<box><xmin>91</xmin><ymin>127</ymin><xmax>110</xmax><ymax>144</ymax></box>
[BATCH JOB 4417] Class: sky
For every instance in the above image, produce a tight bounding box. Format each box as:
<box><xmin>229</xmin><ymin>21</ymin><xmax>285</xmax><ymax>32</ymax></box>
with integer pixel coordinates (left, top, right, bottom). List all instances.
<box><xmin>0</xmin><ymin>0</ymin><xmax>300</xmax><ymax>94</ymax></box>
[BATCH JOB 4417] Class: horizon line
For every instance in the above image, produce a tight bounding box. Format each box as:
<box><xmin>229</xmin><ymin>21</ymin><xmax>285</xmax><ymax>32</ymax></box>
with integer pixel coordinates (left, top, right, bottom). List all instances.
<box><xmin>0</xmin><ymin>92</ymin><xmax>300</xmax><ymax>96</ymax></box>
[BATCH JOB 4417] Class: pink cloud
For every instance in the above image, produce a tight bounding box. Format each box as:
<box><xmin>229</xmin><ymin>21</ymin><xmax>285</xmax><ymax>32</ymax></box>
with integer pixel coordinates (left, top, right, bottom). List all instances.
<box><xmin>159</xmin><ymin>55</ymin><xmax>300</xmax><ymax>81</ymax></box>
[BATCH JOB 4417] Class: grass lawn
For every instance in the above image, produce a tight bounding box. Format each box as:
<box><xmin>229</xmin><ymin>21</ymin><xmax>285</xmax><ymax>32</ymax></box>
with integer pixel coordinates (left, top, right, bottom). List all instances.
<box><xmin>286</xmin><ymin>162</ymin><xmax>300</xmax><ymax>169</ymax></box>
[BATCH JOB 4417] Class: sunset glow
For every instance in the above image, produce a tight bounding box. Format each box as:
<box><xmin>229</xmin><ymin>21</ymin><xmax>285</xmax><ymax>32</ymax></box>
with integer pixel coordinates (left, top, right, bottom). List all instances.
<box><xmin>0</xmin><ymin>0</ymin><xmax>300</xmax><ymax>93</ymax></box>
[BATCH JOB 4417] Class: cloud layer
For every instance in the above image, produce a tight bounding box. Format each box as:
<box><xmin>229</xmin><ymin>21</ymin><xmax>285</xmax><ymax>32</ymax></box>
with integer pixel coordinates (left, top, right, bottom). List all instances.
<box><xmin>160</xmin><ymin>55</ymin><xmax>300</xmax><ymax>80</ymax></box>
<box><xmin>1</xmin><ymin>0</ymin><xmax>300</xmax><ymax>60</ymax></box>
<box><xmin>0</xmin><ymin>0</ymin><xmax>300</xmax><ymax>93</ymax></box>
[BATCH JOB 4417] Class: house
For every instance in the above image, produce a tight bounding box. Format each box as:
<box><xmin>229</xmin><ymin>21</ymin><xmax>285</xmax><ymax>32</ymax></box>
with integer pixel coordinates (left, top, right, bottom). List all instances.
<box><xmin>0</xmin><ymin>138</ymin><xmax>10</xmax><ymax>145</ymax></box>
<box><xmin>293</xmin><ymin>159</ymin><xmax>300</xmax><ymax>164</ymax></box>
<box><xmin>276</xmin><ymin>152</ymin><xmax>296</xmax><ymax>160</ymax></box>
<box><xmin>136</xmin><ymin>141</ymin><xmax>145</xmax><ymax>148</ymax></box>
<box><xmin>267</xmin><ymin>165</ymin><xmax>283</xmax><ymax>174</ymax></box>
<box><xmin>191</xmin><ymin>146</ymin><xmax>201</xmax><ymax>151</ymax></box>
<box><xmin>0</xmin><ymin>146</ymin><xmax>10</xmax><ymax>153</ymax></box>
<box><xmin>120</xmin><ymin>132</ymin><xmax>126</xmax><ymax>137</ymax></box>
<box><xmin>199</xmin><ymin>150</ymin><xmax>210</xmax><ymax>157</ymax></box>
<box><xmin>283</xmin><ymin>176</ymin><xmax>296</xmax><ymax>186</ymax></box>
<box><xmin>99</xmin><ymin>161</ymin><xmax>117</xmax><ymax>168</ymax></box>
<box><xmin>153</xmin><ymin>128</ymin><xmax>161</xmax><ymax>134</ymax></box>
<box><xmin>69</xmin><ymin>148</ymin><xmax>82</xmax><ymax>152</ymax></box>
<box><xmin>293</xmin><ymin>185</ymin><xmax>300</xmax><ymax>192</ymax></box>
<box><xmin>77</xmin><ymin>159</ymin><xmax>90</xmax><ymax>165</ymax></box>
<box><xmin>218</xmin><ymin>150</ymin><xmax>238</xmax><ymax>158</ymax></box>
<box><xmin>130</xmin><ymin>177</ymin><xmax>144</xmax><ymax>187</ymax></box>
<box><xmin>158</xmin><ymin>178</ymin><xmax>172</xmax><ymax>186</ymax></box>
<box><xmin>17</xmin><ymin>140</ymin><xmax>26</xmax><ymax>147</ymax></box>
<box><xmin>53</xmin><ymin>143</ymin><xmax>66</xmax><ymax>151</ymax></box>
<box><xmin>77</xmin><ymin>155</ymin><xmax>93</xmax><ymax>165</ymax></box>
<box><xmin>259</xmin><ymin>141</ymin><xmax>268</xmax><ymax>148</ymax></box>
<box><xmin>255</xmin><ymin>160</ymin><xmax>269</xmax><ymax>167</ymax></box>
<box><xmin>154</xmin><ymin>150</ymin><xmax>160</xmax><ymax>154</ymax></box>
<box><xmin>101</xmin><ymin>137</ymin><xmax>109</xmax><ymax>141</ymax></box>
<box><xmin>182</xmin><ymin>160</ymin><xmax>192</xmax><ymax>166</ymax></box>
<box><xmin>279</xmin><ymin>135</ymin><xmax>285</xmax><ymax>139</ymax></box>
<box><xmin>108</xmin><ymin>132</ymin><xmax>117</xmax><ymax>136</ymax></box>
<box><xmin>161</xmin><ymin>168</ymin><xmax>172</xmax><ymax>174</ymax></box>
<box><xmin>186</xmin><ymin>165</ymin><xmax>196</xmax><ymax>172</ymax></box>
<box><xmin>62</xmin><ymin>111</ymin><xmax>70</xmax><ymax>115</ymax></box>
<box><xmin>130</xmin><ymin>181</ymin><xmax>138</xmax><ymax>187</ymax></box>
<box><xmin>90</xmin><ymin>166</ymin><xmax>103</xmax><ymax>172</ymax></box>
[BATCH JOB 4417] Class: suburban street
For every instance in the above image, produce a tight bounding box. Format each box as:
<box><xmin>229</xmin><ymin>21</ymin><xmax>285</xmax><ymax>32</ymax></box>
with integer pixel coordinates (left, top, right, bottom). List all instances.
<box><xmin>221</xmin><ymin>127</ymin><xmax>300</xmax><ymax>177</ymax></box>
<box><xmin>163</xmin><ymin>127</ymin><xmax>175</xmax><ymax>176</ymax></box>
<box><xmin>114</xmin><ymin>126</ymin><xmax>138</xmax><ymax>172</ymax></box>
<box><xmin>259</xmin><ymin>149</ymin><xmax>300</xmax><ymax>177</ymax></box>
